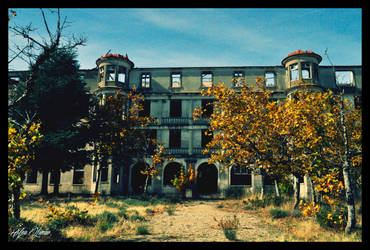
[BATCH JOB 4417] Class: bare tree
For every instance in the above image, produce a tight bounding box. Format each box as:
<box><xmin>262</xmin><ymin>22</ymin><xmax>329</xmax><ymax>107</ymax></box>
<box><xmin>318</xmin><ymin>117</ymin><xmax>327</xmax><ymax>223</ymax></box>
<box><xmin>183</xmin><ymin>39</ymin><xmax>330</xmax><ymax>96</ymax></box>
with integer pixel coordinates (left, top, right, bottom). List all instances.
<box><xmin>8</xmin><ymin>8</ymin><xmax>87</xmax><ymax>120</ymax></box>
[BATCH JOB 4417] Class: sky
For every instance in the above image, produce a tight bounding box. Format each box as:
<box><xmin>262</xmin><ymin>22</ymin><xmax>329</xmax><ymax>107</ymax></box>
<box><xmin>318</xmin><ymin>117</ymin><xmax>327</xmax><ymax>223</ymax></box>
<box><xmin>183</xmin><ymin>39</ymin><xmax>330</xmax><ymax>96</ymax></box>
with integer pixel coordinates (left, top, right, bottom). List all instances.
<box><xmin>8</xmin><ymin>8</ymin><xmax>362</xmax><ymax>71</ymax></box>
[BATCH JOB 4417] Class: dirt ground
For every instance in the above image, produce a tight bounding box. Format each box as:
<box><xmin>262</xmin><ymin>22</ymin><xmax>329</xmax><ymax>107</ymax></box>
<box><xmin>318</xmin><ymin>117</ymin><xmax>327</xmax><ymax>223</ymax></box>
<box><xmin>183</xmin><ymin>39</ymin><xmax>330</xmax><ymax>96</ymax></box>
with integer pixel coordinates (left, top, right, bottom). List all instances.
<box><xmin>128</xmin><ymin>200</ymin><xmax>282</xmax><ymax>242</ymax></box>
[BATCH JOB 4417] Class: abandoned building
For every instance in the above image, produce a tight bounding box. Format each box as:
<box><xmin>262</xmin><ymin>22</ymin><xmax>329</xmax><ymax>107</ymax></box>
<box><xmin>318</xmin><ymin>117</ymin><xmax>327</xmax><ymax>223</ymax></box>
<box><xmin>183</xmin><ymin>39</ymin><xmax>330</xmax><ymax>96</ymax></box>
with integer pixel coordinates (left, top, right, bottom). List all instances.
<box><xmin>10</xmin><ymin>50</ymin><xmax>362</xmax><ymax>199</ymax></box>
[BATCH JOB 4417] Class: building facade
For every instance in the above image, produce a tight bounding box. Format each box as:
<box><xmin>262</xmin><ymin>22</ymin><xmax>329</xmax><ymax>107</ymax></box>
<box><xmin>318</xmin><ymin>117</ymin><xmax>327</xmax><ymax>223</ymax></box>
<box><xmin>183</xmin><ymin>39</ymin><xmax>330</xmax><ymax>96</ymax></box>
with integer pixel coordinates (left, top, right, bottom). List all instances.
<box><xmin>11</xmin><ymin>50</ymin><xmax>361</xmax><ymax>198</ymax></box>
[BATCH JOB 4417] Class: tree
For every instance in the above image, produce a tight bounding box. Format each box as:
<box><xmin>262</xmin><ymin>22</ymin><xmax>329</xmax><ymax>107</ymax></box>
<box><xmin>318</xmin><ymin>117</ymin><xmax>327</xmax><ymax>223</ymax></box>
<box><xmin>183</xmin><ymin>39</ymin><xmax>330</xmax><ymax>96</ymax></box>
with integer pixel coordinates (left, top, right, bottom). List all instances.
<box><xmin>84</xmin><ymin>87</ymin><xmax>170</xmax><ymax>195</ymax></box>
<box><xmin>21</xmin><ymin>48</ymin><xmax>90</xmax><ymax>196</ymax></box>
<box><xmin>194</xmin><ymin>76</ymin><xmax>361</xmax><ymax>234</ymax></box>
<box><xmin>8</xmin><ymin>9</ymin><xmax>88</xmax><ymax>196</ymax></box>
<box><xmin>8</xmin><ymin>121</ymin><xmax>42</xmax><ymax>219</ymax></box>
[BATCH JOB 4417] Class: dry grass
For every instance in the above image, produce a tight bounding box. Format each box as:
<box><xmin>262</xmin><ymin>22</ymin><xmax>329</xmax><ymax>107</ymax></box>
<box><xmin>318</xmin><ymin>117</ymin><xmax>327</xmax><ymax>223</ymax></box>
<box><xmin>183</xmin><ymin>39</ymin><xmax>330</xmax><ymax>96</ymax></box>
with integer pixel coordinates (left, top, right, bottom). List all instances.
<box><xmin>17</xmin><ymin>195</ymin><xmax>362</xmax><ymax>242</ymax></box>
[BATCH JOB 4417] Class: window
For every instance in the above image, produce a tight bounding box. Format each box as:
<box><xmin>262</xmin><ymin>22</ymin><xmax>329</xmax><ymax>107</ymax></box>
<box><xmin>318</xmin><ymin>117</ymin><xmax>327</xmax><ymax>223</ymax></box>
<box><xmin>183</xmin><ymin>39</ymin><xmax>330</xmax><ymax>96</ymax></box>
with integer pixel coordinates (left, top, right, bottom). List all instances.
<box><xmin>26</xmin><ymin>169</ymin><xmax>37</xmax><ymax>184</ymax></box>
<box><xmin>118</xmin><ymin>66</ymin><xmax>126</xmax><ymax>83</ymax></box>
<box><xmin>98</xmin><ymin>66</ymin><xmax>104</xmax><ymax>82</ymax></box>
<box><xmin>141</xmin><ymin>73</ymin><xmax>151</xmax><ymax>88</ymax></box>
<box><xmin>301</xmin><ymin>63</ymin><xmax>311</xmax><ymax>79</ymax></box>
<box><xmin>335</xmin><ymin>71</ymin><xmax>354</xmax><ymax>86</ymax></box>
<box><xmin>201</xmin><ymin>99</ymin><xmax>213</xmax><ymax>118</ymax></box>
<box><xmin>139</xmin><ymin>100</ymin><xmax>151</xmax><ymax>117</ymax></box>
<box><xmin>201</xmin><ymin>129</ymin><xmax>213</xmax><ymax>148</ymax></box>
<box><xmin>170</xmin><ymin>100</ymin><xmax>182</xmax><ymax>117</ymax></box>
<box><xmin>73</xmin><ymin>166</ymin><xmax>84</xmax><ymax>184</ymax></box>
<box><xmin>201</xmin><ymin>72</ymin><xmax>213</xmax><ymax>87</ymax></box>
<box><xmin>163</xmin><ymin>162</ymin><xmax>182</xmax><ymax>186</ymax></box>
<box><xmin>169</xmin><ymin>129</ymin><xmax>181</xmax><ymax>148</ymax></box>
<box><xmin>107</xmin><ymin>65</ymin><xmax>116</xmax><ymax>81</ymax></box>
<box><xmin>231</xmin><ymin>166</ymin><xmax>251</xmax><ymax>185</ymax></box>
<box><xmin>265</xmin><ymin>72</ymin><xmax>275</xmax><ymax>87</ymax></box>
<box><xmin>290</xmin><ymin>63</ymin><xmax>299</xmax><ymax>81</ymax></box>
<box><xmin>101</xmin><ymin>165</ymin><xmax>109</xmax><ymax>182</ymax></box>
<box><xmin>233</xmin><ymin>71</ymin><xmax>244</xmax><ymax>86</ymax></box>
<box><xmin>50</xmin><ymin>171</ymin><xmax>60</xmax><ymax>185</ymax></box>
<box><xmin>171</xmin><ymin>73</ymin><xmax>181</xmax><ymax>88</ymax></box>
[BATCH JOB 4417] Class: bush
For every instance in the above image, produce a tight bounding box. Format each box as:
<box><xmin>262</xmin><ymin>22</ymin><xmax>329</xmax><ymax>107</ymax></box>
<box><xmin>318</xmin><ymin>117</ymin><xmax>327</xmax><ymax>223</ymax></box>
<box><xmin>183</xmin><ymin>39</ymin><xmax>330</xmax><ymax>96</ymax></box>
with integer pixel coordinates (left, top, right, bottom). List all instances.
<box><xmin>269</xmin><ymin>208</ymin><xmax>289</xmax><ymax>219</ymax></box>
<box><xmin>214</xmin><ymin>215</ymin><xmax>240</xmax><ymax>241</ymax></box>
<box><xmin>96</xmin><ymin>211</ymin><xmax>119</xmax><ymax>233</ymax></box>
<box><xmin>223</xmin><ymin>229</ymin><xmax>237</xmax><ymax>240</ymax></box>
<box><xmin>224</xmin><ymin>187</ymin><xmax>245</xmax><ymax>199</ymax></box>
<box><xmin>315</xmin><ymin>203</ymin><xmax>347</xmax><ymax>231</ymax></box>
<box><xmin>166</xmin><ymin>205</ymin><xmax>176</xmax><ymax>215</ymax></box>
<box><xmin>130</xmin><ymin>210</ymin><xmax>146</xmax><ymax>222</ymax></box>
<box><xmin>46</xmin><ymin>203</ymin><xmax>92</xmax><ymax>229</ymax></box>
<box><xmin>136</xmin><ymin>224</ymin><xmax>150</xmax><ymax>235</ymax></box>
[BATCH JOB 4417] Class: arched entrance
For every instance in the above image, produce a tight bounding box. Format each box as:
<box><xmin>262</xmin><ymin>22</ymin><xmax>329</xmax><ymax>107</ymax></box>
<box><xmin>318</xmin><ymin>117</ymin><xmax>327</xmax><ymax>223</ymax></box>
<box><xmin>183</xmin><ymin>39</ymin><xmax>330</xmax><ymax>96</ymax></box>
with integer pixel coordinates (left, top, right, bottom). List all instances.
<box><xmin>131</xmin><ymin>162</ymin><xmax>151</xmax><ymax>194</ymax></box>
<box><xmin>163</xmin><ymin>162</ymin><xmax>182</xmax><ymax>187</ymax></box>
<box><xmin>197</xmin><ymin>163</ymin><xmax>218</xmax><ymax>194</ymax></box>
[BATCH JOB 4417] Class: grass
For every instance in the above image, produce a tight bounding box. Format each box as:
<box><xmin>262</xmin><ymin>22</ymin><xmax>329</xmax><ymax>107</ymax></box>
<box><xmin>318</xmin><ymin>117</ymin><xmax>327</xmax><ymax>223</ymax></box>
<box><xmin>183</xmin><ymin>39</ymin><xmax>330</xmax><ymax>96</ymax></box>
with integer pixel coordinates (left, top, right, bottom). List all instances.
<box><xmin>13</xmin><ymin>194</ymin><xmax>362</xmax><ymax>242</ymax></box>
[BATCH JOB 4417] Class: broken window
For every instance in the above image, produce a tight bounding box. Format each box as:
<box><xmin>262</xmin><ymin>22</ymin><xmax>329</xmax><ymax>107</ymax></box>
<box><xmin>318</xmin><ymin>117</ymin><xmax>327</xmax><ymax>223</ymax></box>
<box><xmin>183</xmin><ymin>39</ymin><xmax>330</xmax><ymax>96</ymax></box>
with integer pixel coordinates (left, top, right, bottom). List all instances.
<box><xmin>118</xmin><ymin>66</ymin><xmax>126</xmax><ymax>83</ymax></box>
<box><xmin>107</xmin><ymin>65</ymin><xmax>116</xmax><ymax>81</ymax></box>
<box><xmin>169</xmin><ymin>129</ymin><xmax>181</xmax><ymax>148</ymax></box>
<box><xmin>139</xmin><ymin>100</ymin><xmax>151</xmax><ymax>117</ymax></box>
<box><xmin>290</xmin><ymin>63</ymin><xmax>299</xmax><ymax>81</ymax></box>
<box><xmin>141</xmin><ymin>73</ymin><xmax>151</xmax><ymax>88</ymax></box>
<box><xmin>230</xmin><ymin>165</ymin><xmax>251</xmax><ymax>185</ymax></box>
<box><xmin>201</xmin><ymin>99</ymin><xmax>214</xmax><ymax>119</ymax></box>
<box><xmin>201</xmin><ymin>72</ymin><xmax>213</xmax><ymax>87</ymax></box>
<box><xmin>265</xmin><ymin>72</ymin><xmax>276</xmax><ymax>87</ymax></box>
<box><xmin>99</xmin><ymin>66</ymin><xmax>104</xmax><ymax>82</ymax></box>
<box><xmin>171</xmin><ymin>73</ymin><xmax>181</xmax><ymax>88</ymax></box>
<box><xmin>73</xmin><ymin>166</ymin><xmax>84</xmax><ymax>184</ymax></box>
<box><xmin>170</xmin><ymin>99</ymin><xmax>182</xmax><ymax>117</ymax></box>
<box><xmin>26</xmin><ymin>169</ymin><xmax>38</xmax><ymax>184</ymax></box>
<box><xmin>233</xmin><ymin>71</ymin><xmax>244</xmax><ymax>87</ymax></box>
<box><xmin>201</xmin><ymin>129</ymin><xmax>213</xmax><ymax>148</ymax></box>
<box><xmin>335</xmin><ymin>71</ymin><xmax>354</xmax><ymax>86</ymax></box>
<box><xmin>301</xmin><ymin>63</ymin><xmax>311</xmax><ymax>79</ymax></box>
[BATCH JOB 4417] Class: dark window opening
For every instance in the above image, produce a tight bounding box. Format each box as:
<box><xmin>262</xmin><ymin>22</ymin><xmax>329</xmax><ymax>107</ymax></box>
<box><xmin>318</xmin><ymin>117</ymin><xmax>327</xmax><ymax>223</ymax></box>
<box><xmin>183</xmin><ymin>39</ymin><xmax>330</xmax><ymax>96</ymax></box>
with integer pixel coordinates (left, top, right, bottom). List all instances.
<box><xmin>169</xmin><ymin>129</ymin><xmax>181</xmax><ymax>148</ymax></box>
<box><xmin>231</xmin><ymin>165</ymin><xmax>251</xmax><ymax>185</ymax></box>
<box><xmin>170</xmin><ymin>100</ymin><xmax>182</xmax><ymax>117</ymax></box>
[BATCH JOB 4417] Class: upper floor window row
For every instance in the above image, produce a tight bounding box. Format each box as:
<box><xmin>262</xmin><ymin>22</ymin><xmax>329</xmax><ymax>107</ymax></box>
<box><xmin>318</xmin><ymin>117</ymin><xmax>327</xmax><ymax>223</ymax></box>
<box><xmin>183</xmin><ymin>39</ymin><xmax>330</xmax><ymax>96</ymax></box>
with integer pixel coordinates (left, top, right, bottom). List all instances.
<box><xmin>335</xmin><ymin>70</ymin><xmax>355</xmax><ymax>86</ymax></box>
<box><xmin>99</xmin><ymin>65</ymin><xmax>126</xmax><ymax>83</ymax></box>
<box><xmin>139</xmin><ymin>70</ymin><xmax>279</xmax><ymax>89</ymax></box>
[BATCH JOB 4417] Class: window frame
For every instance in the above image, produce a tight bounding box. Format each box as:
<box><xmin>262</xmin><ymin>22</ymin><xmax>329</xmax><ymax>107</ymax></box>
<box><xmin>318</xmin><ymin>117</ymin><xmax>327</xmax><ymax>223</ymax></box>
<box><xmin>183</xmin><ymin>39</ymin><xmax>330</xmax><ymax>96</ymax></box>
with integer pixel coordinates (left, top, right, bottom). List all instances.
<box><xmin>233</xmin><ymin>71</ymin><xmax>244</xmax><ymax>87</ymax></box>
<box><xmin>171</xmin><ymin>72</ymin><xmax>182</xmax><ymax>88</ymax></box>
<box><xmin>230</xmin><ymin>165</ymin><xmax>252</xmax><ymax>186</ymax></box>
<box><xmin>264</xmin><ymin>71</ymin><xmax>276</xmax><ymax>87</ymax></box>
<box><xmin>335</xmin><ymin>70</ymin><xmax>355</xmax><ymax>86</ymax></box>
<box><xmin>141</xmin><ymin>72</ymin><xmax>151</xmax><ymax>88</ymax></box>
<box><xmin>201</xmin><ymin>72</ymin><xmax>213</xmax><ymax>87</ymax></box>
<box><xmin>289</xmin><ymin>63</ymin><xmax>299</xmax><ymax>81</ymax></box>
<box><xmin>72</xmin><ymin>166</ymin><xmax>84</xmax><ymax>185</ymax></box>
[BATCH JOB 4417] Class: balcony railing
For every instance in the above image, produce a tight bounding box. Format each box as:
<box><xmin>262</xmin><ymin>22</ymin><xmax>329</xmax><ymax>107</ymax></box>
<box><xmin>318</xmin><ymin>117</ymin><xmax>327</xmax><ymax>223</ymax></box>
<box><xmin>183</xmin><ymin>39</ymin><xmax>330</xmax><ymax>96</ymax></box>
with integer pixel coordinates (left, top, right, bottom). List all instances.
<box><xmin>161</xmin><ymin>117</ymin><xmax>190</xmax><ymax>125</ymax></box>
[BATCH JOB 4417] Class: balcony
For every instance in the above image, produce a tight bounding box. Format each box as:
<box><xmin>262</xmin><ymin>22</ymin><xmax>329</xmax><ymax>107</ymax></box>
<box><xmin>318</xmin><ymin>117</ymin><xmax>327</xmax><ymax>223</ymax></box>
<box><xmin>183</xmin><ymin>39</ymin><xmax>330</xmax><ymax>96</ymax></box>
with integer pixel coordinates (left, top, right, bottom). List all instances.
<box><xmin>161</xmin><ymin>117</ymin><xmax>190</xmax><ymax>126</ymax></box>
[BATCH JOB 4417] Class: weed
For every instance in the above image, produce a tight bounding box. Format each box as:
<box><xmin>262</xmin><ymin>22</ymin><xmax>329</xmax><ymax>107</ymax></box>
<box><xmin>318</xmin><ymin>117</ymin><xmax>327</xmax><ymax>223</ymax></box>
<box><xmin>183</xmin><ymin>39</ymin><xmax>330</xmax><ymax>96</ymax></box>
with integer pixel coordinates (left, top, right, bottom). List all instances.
<box><xmin>214</xmin><ymin>215</ymin><xmax>240</xmax><ymax>241</ymax></box>
<box><xmin>136</xmin><ymin>224</ymin><xmax>150</xmax><ymax>235</ymax></box>
<box><xmin>269</xmin><ymin>208</ymin><xmax>289</xmax><ymax>219</ymax></box>
<box><xmin>223</xmin><ymin>229</ymin><xmax>237</xmax><ymax>240</ymax></box>
<box><xmin>166</xmin><ymin>205</ymin><xmax>176</xmax><ymax>215</ymax></box>
<box><xmin>96</xmin><ymin>211</ymin><xmax>118</xmax><ymax>233</ymax></box>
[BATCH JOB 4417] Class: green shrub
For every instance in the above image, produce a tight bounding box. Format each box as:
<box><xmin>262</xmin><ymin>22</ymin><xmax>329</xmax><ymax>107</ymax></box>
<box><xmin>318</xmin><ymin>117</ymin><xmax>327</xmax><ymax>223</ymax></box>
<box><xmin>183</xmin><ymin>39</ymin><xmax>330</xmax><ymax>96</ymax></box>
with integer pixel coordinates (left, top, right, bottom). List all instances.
<box><xmin>315</xmin><ymin>204</ymin><xmax>347</xmax><ymax>231</ymax></box>
<box><xmin>243</xmin><ymin>205</ymin><xmax>255</xmax><ymax>210</ymax></box>
<box><xmin>224</xmin><ymin>187</ymin><xmax>245</xmax><ymax>199</ymax></box>
<box><xmin>136</xmin><ymin>224</ymin><xmax>150</xmax><ymax>235</ymax></box>
<box><xmin>291</xmin><ymin>209</ymin><xmax>303</xmax><ymax>218</ymax></box>
<box><xmin>130</xmin><ymin>210</ymin><xmax>146</xmax><ymax>222</ymax></box>
<box><xmin>223</xmin><ymin>229</ymin><xmax>237</xmax><ymax>240</ymax></box>
<box><xmin>269</xmin><ymin>208</ymin><xmax>289</xmax><ymax>219</ymax></box>
<box><xmin>46</xmin><ymin>204</ymin><xmax>92</xmax><ymax>229</ymax></box>
<box><xmin>166</xmin><ymin>205</ymin><xmax>176</xmax><ymax>215</ymax></box>
<box><xmin>96</xmin><ymin>211</ymin><xmax>118</xmax><ymax>233</ymax></box>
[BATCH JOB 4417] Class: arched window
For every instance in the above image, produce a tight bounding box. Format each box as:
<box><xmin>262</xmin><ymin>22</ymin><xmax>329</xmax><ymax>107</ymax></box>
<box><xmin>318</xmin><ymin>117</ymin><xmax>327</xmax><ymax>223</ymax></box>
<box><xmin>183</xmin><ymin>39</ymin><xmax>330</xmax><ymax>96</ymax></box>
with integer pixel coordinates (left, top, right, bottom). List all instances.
<box><xmin>163</xmin><ymin>162</ymin><xmax>182</xmax><ymax>186</ymax></box>
<box><xmin>230</xmin><ymin>165</ymin><xmax>251</xmax><ymax>185</ymax></box>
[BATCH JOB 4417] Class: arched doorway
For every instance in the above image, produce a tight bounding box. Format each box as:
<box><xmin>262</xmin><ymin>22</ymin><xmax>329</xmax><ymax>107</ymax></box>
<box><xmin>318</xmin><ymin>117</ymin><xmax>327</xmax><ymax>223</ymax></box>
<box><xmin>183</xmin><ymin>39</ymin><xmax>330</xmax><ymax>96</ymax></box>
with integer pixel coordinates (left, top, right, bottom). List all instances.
<box><xmin>197</xmin><ymin>163</ymin><xmax>218</xmax><ymax>194</ymax></box>
<box><xmin>131</xmin><ymin>162</ymin><xmax>151</xmax><ymax>194</ymax></box>
<box><xmin>163</xmin><ymin>162</ymin><xmax>182</xmax><ymax>187</ymax></box>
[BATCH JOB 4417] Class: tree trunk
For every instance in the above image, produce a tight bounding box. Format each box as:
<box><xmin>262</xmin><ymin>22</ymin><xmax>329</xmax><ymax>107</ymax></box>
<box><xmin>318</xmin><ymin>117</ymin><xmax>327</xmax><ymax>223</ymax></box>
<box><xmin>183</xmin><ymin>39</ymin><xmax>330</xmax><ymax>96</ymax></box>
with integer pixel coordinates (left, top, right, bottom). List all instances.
<box><xmin>12</xmin><ymin>186</ymin><xmax>21</xmax><ymax>220</ymax></box>
<box><xmin>293</xmin><ymin>175</ymin><xmax>300</xmax><ymax>209</ymax></box>
<box><xmin>339</xmin><ymin>94</ymin><xmax>356</xmax><ymax>234</ymax></box>
<box><xmin>311</xmin><ymin>179</ymin><xmax>317</xmax><ymax>203</ymax></box>
<box><xmin>274</xmin><ymin>179</ymin><xmax>281</xmax><ymax>197</ymax></box>
<box><xmin>40</xmin><ymin>170</ymin><xmax>49</xmax><ymax>196</ymax></box>
<box><xmin>52</xmin><ymin>171</ymin><xmax>60</xmax><ymax>196</ymax></box>
<box><xmin>143</xmin><ymin>174</ymin><xmax>150</xmax><ymax>194</ymax></box>
<box><xmin>94</xmin><ymin>167</ymin><xmax>101</xmax><ymax>194</ymax></box>
<box><xmin>260</xmin><ymin>170</ymin><xmax>265</xmax><ymax>200</ymax></box>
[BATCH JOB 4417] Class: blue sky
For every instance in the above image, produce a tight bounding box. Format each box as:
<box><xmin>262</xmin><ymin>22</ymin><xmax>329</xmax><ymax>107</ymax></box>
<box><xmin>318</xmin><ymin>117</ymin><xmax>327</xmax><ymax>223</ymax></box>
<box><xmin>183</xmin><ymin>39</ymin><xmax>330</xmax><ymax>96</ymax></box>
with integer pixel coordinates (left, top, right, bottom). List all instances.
<box><xmin>8</xmin><ymin>8</ymin><xmax>362</xmax><ymax>71</ymax></box>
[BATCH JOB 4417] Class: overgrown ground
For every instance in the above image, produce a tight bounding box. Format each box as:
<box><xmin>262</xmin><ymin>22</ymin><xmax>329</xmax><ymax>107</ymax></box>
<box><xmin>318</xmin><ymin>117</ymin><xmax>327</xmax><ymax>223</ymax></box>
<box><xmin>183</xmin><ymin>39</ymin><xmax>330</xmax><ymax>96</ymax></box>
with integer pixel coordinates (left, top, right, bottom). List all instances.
<box><xmin>9</xmin><ymin>194</ymin><xmax>362</xmax><ymax>242</ymax></box>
